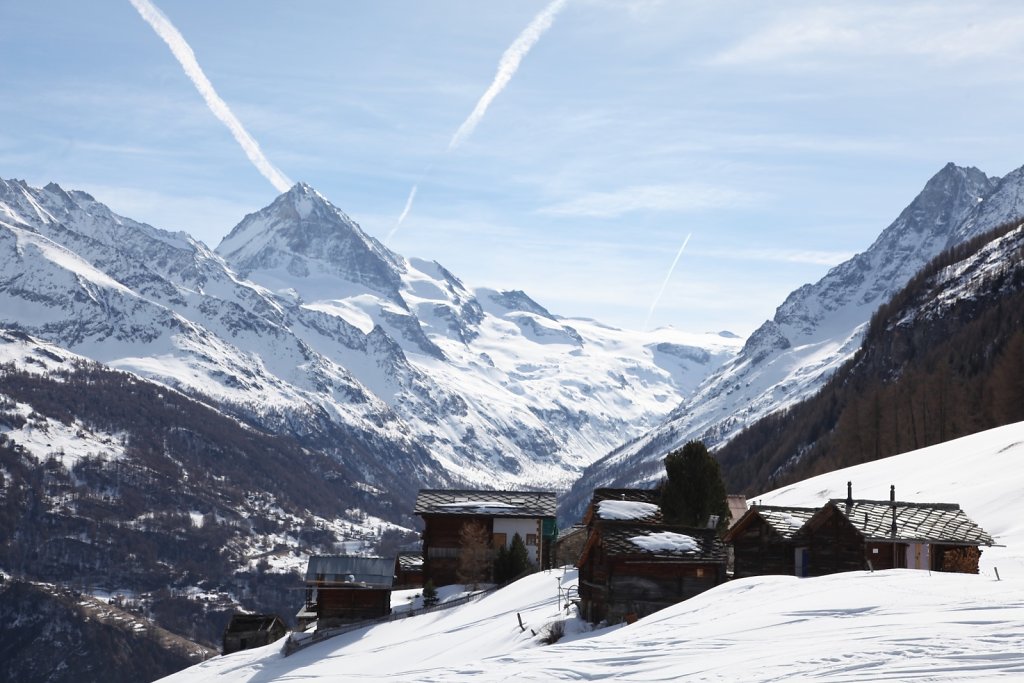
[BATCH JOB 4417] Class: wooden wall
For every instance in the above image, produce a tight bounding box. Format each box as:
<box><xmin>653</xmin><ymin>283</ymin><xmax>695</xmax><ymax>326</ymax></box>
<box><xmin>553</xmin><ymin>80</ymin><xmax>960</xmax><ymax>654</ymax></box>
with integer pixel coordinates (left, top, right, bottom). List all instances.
<box><xmin>316</xmin><ymin>587</ymin><xmax>390</xmax><ymax>625</ymax></box>
<box><xmin>421</xmin><ymin>514</ymin><xmax>493</xmax><ymax>586</ymax></box>
<box><xmin>730</xmin><ymin>519</ymin><xmax>796</xmax><ymax>578</ymax></box>
<box><xmin>581</xmin><ymin>558</ymin><xmax>724</xmax><ymax>623</ymax></box>
<box><xmin>804</xmin><ymin>510</ymin><xmax>868</xmax><ymax>575</ymax></box>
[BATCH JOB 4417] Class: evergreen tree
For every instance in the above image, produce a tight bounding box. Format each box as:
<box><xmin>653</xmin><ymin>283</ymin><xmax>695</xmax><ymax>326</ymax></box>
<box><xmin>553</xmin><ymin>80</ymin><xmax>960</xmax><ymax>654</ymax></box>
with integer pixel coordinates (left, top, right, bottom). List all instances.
<box><xmin>493</xmin><ymin>544</ymin><xmax>512</xmax><ymax>584</ymax></box>
<box><xmin>422</xmin><ymin>579</ymin><xmax>438</xmax><ymax>607</ymax></box>
<box><xmin>659</xmin><ymin>440</ymin><xmax>730</xmax><ymax>531</ymax></box>
<box><xmin>507</xmin><ymin>532</ymin><xmax>534</xmax><ymax>578</ymax></box>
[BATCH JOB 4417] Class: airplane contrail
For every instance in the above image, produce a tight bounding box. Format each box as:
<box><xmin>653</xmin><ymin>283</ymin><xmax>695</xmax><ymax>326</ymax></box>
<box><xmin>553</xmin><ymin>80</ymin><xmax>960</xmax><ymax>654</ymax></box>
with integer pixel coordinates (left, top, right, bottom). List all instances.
<box><xmin>644</xmin><ymin>233</ymin><xmax>692</xmax><ymax>332</ymax></box>
<box><xmin>387</xmin><ymin>184</ymin><xmax>418</xmax><ymax>242</ymax></box>
<box><xmin>448</xmin><ymin>0</ymin><xmax>569</xmax><ymax>151</ymax></box>
<box><xmin>129</xmin><ymin>0</ymin><xmax>292</xmax><ymax>193</ymax></box>
<box><xmin>387</xmin><ymin>0</ymin><xmax>569</xmax><ymax>243</ymax></box>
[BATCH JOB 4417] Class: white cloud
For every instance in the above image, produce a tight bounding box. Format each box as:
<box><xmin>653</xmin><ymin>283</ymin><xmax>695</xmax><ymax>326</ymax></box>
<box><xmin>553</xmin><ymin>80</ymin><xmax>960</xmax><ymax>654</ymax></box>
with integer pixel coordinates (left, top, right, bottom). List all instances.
<box><xmin>711</xmin><ymin>5</ymin><xmax>1024</xmax><ymax>67</ymax></box>
<box><xmin>539</xmin><ymin>183</ymin><xmax>762</xmax><ymax>218</ymax></box>
<box><xmin>701</xmin><ymin>247</ymin><xmax>853</xmax><ymax>266</ymax></box>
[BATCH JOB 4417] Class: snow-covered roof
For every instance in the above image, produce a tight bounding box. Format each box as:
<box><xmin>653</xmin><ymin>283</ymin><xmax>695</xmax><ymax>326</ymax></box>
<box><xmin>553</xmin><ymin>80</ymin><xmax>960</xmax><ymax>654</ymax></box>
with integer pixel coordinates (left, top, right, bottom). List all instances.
<box><xmin>414</xmin><ymin>489</ymin><xmax>556</xmax><ymax>518</ymax></box>
<box><xmin>584</xmin><ymin>488</ymin><xmax>661</xmax><ymax>524</ymax></box>
<box><xmin>629</xmin><ymin>531</ymin><xmax>699</xmax><ymax>553</ymax></box>
<box><xmin>598</xmin><ymin>524</ymin><xmax>726</xmax><ymax>562</ymax></box>
<box><xmin>597</xmin><ymin>499</ymin><xmax>660</xmax><ymax>521</ymax></box>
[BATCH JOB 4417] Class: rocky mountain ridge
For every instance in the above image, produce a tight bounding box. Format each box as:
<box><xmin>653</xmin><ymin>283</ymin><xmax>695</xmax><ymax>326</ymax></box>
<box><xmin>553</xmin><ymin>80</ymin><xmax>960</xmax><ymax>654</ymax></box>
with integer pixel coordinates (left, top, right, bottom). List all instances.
<box><xmin>562</xmin><ymin>161</ymin><xmax>1024</xmax><ymax>518</ymax></box>
<box><xmin>0</xmin><ymin>176</ymin><xmax>739</xmax><ymax>494</ymax></box>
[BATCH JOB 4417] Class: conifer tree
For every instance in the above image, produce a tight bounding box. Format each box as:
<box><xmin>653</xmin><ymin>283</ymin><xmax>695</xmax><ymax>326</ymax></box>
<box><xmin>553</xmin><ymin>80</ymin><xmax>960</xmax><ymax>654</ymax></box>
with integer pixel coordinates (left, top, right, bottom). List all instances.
<box><xmin>422</xmin><ymin>579</ymin><xmax>438</xmax><ymax>607</ymax></box>
<box><xmin>659</xmin><ymin>440</ymin><xmax>730</xmax><ymax>531</ymax></box>
<box><xmin>508</xmin><ymin>532</ymin><xmax>533</xmax><ymax>578</ymax></box>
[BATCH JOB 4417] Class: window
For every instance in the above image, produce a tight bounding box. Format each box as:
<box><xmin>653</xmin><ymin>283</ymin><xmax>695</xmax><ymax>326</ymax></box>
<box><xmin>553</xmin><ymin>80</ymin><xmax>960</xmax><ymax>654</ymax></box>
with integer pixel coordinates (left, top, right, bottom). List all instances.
<box><xmin>492</xmin><ymin>533</ymin><xmax>507</xmax><ymax>548</ymax></box>
<box><xmin>526</xmin><ymin>534</ymin><xmax>538</xmax><ymax>546</ymax></box>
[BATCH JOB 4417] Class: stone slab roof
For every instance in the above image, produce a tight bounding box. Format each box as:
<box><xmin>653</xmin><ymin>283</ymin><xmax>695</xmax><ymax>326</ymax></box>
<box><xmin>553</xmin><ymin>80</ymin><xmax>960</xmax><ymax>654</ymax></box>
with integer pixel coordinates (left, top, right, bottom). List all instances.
<box><xmin>414</xmin><ymin>489</ymin><xmax>556</xmax><ymax>517</ymax></box>
<box><xmin>396</xmin><ymin>552</ymin><xmax>424</xmax><ymax>572</ymax></box>
<box><xmin>831</xmin><ymin>500</ymin><xmax>995</xmax><ymax>545</ymax></box>
<box><xmin>304</xmin><ymin>555</ymin><xmax>395</xmax><ymax>588</ymax></box>
<box><xmin>753</xmin><ymin>505</ymin><xmax>819</xmax><ymax>540</ymax></box>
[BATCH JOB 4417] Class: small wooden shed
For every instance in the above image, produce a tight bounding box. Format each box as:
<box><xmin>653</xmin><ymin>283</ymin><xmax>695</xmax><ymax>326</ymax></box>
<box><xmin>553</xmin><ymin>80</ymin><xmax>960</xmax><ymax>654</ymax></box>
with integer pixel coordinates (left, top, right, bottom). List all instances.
<box><xmin>300</xmin><ymin>555</ymin><xmax>394</xmax><ymax>629</ymax></box>
<box><xmin>724</xmin><ymin>505</ymin><xmax>819</xmax><ymax>578</ymax></box>
<box><xmin>222</xmin><ymin>613</ymin><xmax>287</xmax><ymax>655</ymax></box>
<box><xmin>393</xmin><ymin>551</ymin><xmax>424</xmax><ymax>588</ymax></box>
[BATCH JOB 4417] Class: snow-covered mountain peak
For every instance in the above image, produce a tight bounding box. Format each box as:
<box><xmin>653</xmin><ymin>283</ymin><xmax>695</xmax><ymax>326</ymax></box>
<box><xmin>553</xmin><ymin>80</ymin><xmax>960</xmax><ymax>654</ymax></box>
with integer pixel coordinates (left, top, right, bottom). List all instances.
<box><xmin>216</xmin><ymin>184</ymin><xmax>405</xmax><ymax>301</ymax></box>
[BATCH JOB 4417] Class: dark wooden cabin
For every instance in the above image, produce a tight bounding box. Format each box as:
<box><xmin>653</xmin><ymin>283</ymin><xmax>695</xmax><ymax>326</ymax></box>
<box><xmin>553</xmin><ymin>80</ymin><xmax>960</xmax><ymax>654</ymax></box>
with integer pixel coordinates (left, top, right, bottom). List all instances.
<box><xmin>222</xmin><ymin>613</ymin><xmax>287</xmax><ymax>655</ymax></box>
<box><xmin>576</xmin><ymin>488</ymin><xmax>726</xmax><ymax>623</ymax></box>
<box><xmin>414</xmin><ymin>489</ymin><xmax>557</xmax><ymax>586</ymax></box>
<box><xmin>394</xmin><ymin>551</ymin><xmax>424</xmax><ymax>588</ymax></box>
<box><xmin>577</xmin><ymin>522</ymin><xmax>727</xmax><ymax>624</ymax></box>
<box><xmin>724</xmin><ymin>505</ymin><xmax>819</xmax><ymax>578</ymax></box>
<box><xmin>798</xmin><ymin>493</ymin><xmax>995</xmax><ymax>575</ymax></box>
<box><xmin>727</xmin><ymin>485</ymin><xmax>995</xmax><ymax>578</ymax></box>
<box><xmin>299</xmin><ymin>555</ymin><xmax>394</xmax><ymax>629</ymax></box>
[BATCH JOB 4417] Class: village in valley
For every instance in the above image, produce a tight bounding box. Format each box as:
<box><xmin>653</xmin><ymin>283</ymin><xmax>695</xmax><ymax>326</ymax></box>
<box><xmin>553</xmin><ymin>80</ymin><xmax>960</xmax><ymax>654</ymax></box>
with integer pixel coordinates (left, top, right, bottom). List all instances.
<box><xmin>221</xmin><ymin>440</ymin><xmax>997</xmax><ymax>659</ymax></box>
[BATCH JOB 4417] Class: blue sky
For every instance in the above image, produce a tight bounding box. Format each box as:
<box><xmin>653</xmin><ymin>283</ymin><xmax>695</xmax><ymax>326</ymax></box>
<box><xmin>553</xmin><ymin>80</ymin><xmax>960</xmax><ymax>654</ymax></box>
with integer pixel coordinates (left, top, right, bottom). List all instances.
<box><xmin>4</xmin><ymin>1</ymin><xmax>1024</xmax><ymax>335</ymax></box>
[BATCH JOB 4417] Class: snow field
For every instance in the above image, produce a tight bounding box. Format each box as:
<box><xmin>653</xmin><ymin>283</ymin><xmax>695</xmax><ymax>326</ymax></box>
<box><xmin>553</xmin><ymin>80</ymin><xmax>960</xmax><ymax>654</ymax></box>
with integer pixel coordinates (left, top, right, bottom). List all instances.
<box><xmin>162</xmin><ymin>422</ymin><xmax>1024</xmax><ymax>682</ymax></box>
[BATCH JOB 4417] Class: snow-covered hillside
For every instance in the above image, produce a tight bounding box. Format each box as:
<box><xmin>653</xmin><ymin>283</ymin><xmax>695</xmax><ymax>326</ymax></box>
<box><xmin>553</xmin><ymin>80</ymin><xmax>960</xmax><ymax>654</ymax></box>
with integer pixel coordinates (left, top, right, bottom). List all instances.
<box><xmin>161</xmin><ymin>423</ymin><xmax>1024</xmax><ymax>682</ymax></box>
<box><xmin>0</xmin><ymin>178</ymin><xmax>740</xmax><ymax>490</ymax></box>
<box><xmin>568</xmin><ymin>162</ymin><xmax>1024</xmax><ymax>507</ymax></box>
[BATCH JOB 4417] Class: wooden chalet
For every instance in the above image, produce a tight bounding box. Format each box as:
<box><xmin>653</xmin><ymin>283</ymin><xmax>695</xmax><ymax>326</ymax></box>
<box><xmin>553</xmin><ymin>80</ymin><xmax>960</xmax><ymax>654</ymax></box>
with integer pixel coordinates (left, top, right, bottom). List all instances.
<box><xmin>727</xmin><ymin>484</ymin><xmax>995</xmax><ymax>578</ymax></box>
<box><xmin>393</xmin><ymin>551</ymin><xmax>424</xmax><ymax>588</ymax></box>
<box><xmin>724</xmin><ymin>505</ymin><xmax>819</xmax><ymax>578</ymax></box>
<box><xmin>577</xmin><ymin>488</ymin><xmax>727</xmax><ymax>624</ymax></box>
<box><xmin>415</xmin><ymin>489</ymin><xmax>557</xmax><ymax>586</ymax></box>
<box><xmin>298</xmin><ymin>555</ymin><xmax>394</xmax><ymax>629</ymax></box>
<box><xmin>222</xmin><ymin>613</ymin><xmax>287</xmax><ymax>655</ymax></box>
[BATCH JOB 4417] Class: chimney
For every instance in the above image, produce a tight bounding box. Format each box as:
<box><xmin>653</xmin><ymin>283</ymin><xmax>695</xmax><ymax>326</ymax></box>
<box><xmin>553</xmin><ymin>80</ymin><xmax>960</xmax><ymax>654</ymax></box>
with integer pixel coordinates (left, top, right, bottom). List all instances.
<box><xmin>845</xmin><ymin>481</ymin><xmax>853</xmax><ymax>514</ymax></box>
<box><xmin>890</xmin><ymin>484</ymin><xmax>897</xmax><ymax>538</ymax></box>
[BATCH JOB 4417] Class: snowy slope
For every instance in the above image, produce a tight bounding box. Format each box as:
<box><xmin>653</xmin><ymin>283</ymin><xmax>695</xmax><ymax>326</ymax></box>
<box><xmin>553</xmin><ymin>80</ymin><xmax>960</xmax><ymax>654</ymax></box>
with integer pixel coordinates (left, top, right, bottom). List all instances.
<box><xmin>568</xmin><ymin>162</ymin><xmax>1024</xmax><ymax>506</ymax></box>
<box><xmin>160</xmin><ymin>423</ymin><xmax>1024</xmax><ymax>682</ymax></box>
<box><xmin>0</xmin><ymin>177</ymin><xmax>739</xmax><ymax>491</ymax></box>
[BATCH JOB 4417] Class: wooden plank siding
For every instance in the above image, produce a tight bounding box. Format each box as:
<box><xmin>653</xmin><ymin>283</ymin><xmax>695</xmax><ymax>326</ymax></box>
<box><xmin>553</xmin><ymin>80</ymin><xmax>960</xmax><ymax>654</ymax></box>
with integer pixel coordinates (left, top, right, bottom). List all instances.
<box><xmin>802</xmin><ymin>507</ymin><xmax>867</xmax><ymax>576</ymax></box>
<box><xmin>315</xmin><ymin>587</ymin><xmax>391</xmax><ymax>627</ymax></box>
<box><xmin>730</xmin><ymin>520</ymin><xmax>798</xmax><ymax>578</ymax></box>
